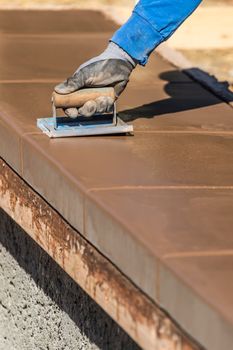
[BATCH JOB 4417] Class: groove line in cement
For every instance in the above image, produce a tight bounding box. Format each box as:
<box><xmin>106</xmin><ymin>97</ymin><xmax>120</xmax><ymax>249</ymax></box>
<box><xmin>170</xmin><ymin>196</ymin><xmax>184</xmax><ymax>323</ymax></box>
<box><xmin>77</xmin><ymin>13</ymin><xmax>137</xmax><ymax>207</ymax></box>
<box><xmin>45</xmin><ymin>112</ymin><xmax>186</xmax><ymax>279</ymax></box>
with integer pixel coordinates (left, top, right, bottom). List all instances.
<box><xmin>163</xmin><ymin>250</ymin><xmax>233</xmax><ymax>259</ymax></box>
<box><xmin>1</xmin><ymin>33</ymin><xmax>113</xmax><ymax>39</ymax></box>
<box><xmin>88</xmin><ymin>185</ymin><xmax>233</xmax><ymax>193</ymax></box>
<box><xmin>0</xmin><ymin>79</ymin><xmax>61</xmax><ymax>84</ymax></box>
<box><xmin>134</xmin><ymin>130</ymin><xmax>233</xmax><ymax>135</ymax></box>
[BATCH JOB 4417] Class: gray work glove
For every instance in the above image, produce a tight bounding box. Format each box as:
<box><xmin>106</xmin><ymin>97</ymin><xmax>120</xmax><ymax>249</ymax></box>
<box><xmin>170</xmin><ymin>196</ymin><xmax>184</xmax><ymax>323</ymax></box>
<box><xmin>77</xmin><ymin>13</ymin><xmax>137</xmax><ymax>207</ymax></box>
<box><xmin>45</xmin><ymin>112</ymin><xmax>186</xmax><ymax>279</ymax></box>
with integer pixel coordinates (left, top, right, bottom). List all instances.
<box><xmin>54</xmin><ymin>42</ymin><xmax>136</xmax><ymax>118</ymax></box>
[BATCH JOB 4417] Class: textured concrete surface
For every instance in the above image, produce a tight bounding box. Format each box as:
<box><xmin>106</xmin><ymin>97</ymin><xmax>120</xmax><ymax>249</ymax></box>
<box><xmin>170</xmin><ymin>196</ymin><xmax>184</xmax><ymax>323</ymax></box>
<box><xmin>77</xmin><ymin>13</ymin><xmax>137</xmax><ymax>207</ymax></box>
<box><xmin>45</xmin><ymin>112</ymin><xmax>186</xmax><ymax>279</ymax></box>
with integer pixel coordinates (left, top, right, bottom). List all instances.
<box><xmin>0</xmin><ymin>208</ymin><xmax>139</xmax><ymax>350</ymax></box>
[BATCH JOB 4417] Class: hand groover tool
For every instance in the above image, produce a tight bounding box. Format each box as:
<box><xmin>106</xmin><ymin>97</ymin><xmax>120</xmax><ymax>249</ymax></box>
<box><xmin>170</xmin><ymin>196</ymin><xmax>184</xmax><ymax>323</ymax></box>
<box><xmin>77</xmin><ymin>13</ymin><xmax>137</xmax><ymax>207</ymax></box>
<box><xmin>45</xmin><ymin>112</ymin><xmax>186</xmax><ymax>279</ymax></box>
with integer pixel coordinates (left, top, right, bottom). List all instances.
<box><xmin>37</xmin><ymin>87</ymin><xmax>133</xmax><ymax>138</ymax></box>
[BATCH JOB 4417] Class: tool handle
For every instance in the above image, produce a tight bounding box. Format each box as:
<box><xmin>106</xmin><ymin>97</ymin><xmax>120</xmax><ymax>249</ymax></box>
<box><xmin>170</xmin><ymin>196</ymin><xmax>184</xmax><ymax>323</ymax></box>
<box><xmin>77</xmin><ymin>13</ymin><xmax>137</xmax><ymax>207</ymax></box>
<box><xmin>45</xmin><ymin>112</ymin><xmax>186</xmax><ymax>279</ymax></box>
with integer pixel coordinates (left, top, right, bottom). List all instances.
<box><xmin>52</xmin><ymin>87</ymin><xmax>115</xmax><ymax>108</ymax></box>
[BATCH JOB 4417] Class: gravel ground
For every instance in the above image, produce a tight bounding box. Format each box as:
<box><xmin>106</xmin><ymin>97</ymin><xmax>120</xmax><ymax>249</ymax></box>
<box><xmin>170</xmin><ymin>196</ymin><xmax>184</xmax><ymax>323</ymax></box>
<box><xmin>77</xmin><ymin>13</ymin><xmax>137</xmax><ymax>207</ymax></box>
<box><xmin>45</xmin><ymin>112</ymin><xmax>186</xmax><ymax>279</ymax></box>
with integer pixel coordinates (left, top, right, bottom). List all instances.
<box><xmin>0</xmin><ymin>209</ymin><xmax>139</xmax><ymax>350</ymax></box>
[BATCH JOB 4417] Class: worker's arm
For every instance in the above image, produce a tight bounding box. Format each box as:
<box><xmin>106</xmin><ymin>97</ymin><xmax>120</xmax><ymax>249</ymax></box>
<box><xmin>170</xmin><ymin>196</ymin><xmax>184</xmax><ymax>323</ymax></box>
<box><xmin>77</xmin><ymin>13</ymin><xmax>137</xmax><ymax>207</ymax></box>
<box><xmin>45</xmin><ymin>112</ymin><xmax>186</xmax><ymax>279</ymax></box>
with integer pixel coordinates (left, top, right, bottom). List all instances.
<box><xmin>111</xmin><ymin>0</ymin><xmax>202</xmax><ymax>66</ymax></box>
<box><xmin>55</xmin><ymin>0</ymin><xmax>202</xmax><ymax>117</ymax></box>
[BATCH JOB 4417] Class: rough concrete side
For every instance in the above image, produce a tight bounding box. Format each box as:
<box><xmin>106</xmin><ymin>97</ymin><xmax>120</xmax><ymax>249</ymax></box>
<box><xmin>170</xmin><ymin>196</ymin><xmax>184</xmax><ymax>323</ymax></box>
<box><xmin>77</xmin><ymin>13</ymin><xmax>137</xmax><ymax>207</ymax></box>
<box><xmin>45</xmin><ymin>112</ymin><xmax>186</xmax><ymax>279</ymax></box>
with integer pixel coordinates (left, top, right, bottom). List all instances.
<box><xmin>0</xmin><ymin>208</ymin><xmax>140</xmax><ymax>350</ymax></box>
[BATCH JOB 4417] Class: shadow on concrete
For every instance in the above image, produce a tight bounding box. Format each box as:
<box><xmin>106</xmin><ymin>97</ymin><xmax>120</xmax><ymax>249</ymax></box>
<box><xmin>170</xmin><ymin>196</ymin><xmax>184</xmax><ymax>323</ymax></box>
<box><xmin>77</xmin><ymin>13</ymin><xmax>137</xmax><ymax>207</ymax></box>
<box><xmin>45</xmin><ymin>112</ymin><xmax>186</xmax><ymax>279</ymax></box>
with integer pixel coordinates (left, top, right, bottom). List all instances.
<box><xmin>0</xmin><ymin>208</ymin><xmax>140</xmax><ymax>350</ymax></box>
<box><xmin>120</xmin><ymin>69</ymin><xmax>233</xmax><ymax>123</ymax></box>
<box><xmin>183</xmin><ymin>67</ymin><xmax>233</xmax><ymax>105</ymax></box>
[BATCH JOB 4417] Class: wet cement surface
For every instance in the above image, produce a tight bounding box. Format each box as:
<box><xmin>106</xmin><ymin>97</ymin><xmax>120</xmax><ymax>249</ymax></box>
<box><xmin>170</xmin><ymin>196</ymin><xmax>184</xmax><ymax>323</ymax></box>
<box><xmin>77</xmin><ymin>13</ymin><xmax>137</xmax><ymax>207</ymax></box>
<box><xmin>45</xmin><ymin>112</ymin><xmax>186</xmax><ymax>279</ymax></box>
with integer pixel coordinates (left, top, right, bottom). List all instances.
<box><xmin>0</xmin><ymin>10</ymin><xmax>117</xmax><ymax>34</ymax></box>
<box><xmin>0</xmin><ymin>9</ymin><xmax>233</xmax><ymax>350</ymax></box>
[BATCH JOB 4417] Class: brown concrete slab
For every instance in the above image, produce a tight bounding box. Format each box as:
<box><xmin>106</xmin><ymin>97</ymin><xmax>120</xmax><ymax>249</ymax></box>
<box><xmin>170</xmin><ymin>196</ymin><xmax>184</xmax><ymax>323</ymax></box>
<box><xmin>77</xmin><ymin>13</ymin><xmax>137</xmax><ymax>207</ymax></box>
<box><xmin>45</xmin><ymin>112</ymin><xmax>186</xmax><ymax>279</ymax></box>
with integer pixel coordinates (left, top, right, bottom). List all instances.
<box><xmin>21</xmin><ymin>134</ymin><xmax>85</xmax><ymax>235</ymax></box>
<box><xmin>0</xmin><ymin>42</ymin><xmax>200</xmax><ymax>159</ymax></box>
<box><xmin>22</xmin><ymin>133</ymin><xmax>233</xmax><ymax>191</ymax></box>
<box><xmin>85</xmin><ymin>193</ymin><xmax>158</xmax><ymax>302</ymax></box>
<box><xmin>0</xmin><ymin>35</ymin><xmax>110</xmax><ymax>81</ymax></box>
<box><xmin>0</xmin><ymin>10</ymin><xmax>117</xmax><ymax>34</ymax></box>
<box><xmin>1</xmin><ymin>81</ymin><xmax>233</xmax><ymax>140</ymax></box>
<box><xmin>119</xmin><ymin>83</ymin><xmax>233</xmax><ymax>133</ymax></box>
<box><xmin>0</xmin><ymin>84</ymin><xmax>52</xmax><ymax>135</ymax></box>
<box><xmin>85</xmin><ymin>188</ymin><xmax>233</xmax><ymax>301</ymax></box>
<box><xmin>86</xmin><ymin>188</ymin><xmax>233</xmax><ymax>258</ymax></box>
<box><xmin>160</xmin><ymin>256</ymin><xmax>233</xmax><ymax>350</ymax></box>
<box><xmin>0</xmin><ymin>118</ymin><xmax>21</xmax><ymax>173</ymax></box>
<box><xmin>22</xmin><ymin>132</ymin><xmax>163</xmax><ymax>292</ymax></box>
<box><xmin>0</xmin><ymin>35</ymin><xmax>188</xmax><ymax>83</ymax></box>
<box><xmin>1</xmin><ymin>9</ymin><xmax>233</xmax><ymax>350</ymax></box>
<box><xmin>20</xmin><ymin>132</ymin><xmax>233</xmax><ymax>300</ymax></box>
<box><xmin>130</xmin><ymin>54</ymin><xmax>193</xmax><ymax>84</ymax></box>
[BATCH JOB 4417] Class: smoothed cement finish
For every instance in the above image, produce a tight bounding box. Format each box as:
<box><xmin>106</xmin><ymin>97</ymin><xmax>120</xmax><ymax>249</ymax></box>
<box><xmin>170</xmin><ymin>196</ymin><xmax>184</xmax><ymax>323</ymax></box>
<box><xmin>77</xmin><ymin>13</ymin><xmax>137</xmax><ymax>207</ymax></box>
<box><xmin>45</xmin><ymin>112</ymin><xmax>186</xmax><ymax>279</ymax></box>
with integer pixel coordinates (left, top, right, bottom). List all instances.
<box><xmin>1</xmin><ymin>9</ymin><xmax>233</xmax><ymax>350</ymax></box>
<box><xmin>0</xmin><ymin>208</ymin><xmax>139</xmax><ymax>350</ymax></box>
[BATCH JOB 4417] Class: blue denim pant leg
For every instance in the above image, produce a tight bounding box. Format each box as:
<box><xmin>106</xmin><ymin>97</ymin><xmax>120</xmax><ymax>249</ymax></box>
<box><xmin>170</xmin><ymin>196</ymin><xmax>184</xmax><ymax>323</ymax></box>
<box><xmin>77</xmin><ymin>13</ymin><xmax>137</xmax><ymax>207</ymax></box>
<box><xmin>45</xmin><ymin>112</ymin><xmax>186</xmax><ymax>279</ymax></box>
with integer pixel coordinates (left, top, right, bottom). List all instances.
<box><xmin>111</xmin><ymin>0</ymin><xmax>202</xmax><ymax>65</ymax></box>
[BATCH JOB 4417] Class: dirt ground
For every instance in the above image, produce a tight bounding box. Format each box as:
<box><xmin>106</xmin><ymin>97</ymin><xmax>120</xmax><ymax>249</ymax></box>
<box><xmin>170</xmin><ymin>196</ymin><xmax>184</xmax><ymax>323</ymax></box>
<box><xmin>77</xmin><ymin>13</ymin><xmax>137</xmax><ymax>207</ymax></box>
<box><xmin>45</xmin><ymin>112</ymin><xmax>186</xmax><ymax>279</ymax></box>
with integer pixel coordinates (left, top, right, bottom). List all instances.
<box><xmin>0</xmin><ymin>0</ymin><xmax>232</xmax><ymax>85</ymax></box>
<box><xmin>0</xmin><ymin>0</ymin><xmax>135</xmax><ymax>6</ymax></box>
<box><xmin>0</xmin><ymin>0</ymin><xmax>232</xmax><ymax>5</ymax></box>
<box><xmin>202</xmin><ymin>0</ymin><xmax>233</xmax><ymax>5</ymax></box>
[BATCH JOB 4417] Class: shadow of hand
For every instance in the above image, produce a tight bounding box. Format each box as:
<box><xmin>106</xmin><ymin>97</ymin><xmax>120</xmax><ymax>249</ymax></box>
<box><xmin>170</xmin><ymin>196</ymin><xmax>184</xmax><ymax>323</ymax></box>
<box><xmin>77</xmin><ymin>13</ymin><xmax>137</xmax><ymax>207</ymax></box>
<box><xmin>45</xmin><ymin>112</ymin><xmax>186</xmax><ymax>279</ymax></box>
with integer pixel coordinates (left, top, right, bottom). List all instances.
<box><xmin>119</xmin><ymin>69</ymin><xmax>232</xmax><ymax>123</ymax></box>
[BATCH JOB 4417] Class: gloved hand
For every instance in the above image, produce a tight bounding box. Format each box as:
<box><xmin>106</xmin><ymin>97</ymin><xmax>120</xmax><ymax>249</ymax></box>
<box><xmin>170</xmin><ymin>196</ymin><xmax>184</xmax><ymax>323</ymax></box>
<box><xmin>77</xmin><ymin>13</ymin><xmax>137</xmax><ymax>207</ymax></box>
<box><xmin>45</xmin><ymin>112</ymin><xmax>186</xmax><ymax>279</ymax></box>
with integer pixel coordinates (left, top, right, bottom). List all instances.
<box><xmin>54</xmin><ymin>42</ymin><xmax>136</xmax><ymax>118</ymax></box>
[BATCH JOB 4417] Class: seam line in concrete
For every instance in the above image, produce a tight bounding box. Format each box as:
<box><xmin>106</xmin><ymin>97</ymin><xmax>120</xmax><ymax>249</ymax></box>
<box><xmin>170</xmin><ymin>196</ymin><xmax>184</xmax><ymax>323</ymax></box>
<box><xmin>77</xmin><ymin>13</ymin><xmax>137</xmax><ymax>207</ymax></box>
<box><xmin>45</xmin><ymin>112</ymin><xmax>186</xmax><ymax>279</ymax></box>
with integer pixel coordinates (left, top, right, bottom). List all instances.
<box><xmin>20</xmin><ymin>130</ymin><xmax>233</xmax><ymax>137</ymax></box>
<box><xmin>163</xmin><ymin>250</ymin><xmax>233</xmax><ymax>259</ymax></box>
<box><xmin>0</xmin><ymin>80</ymin><xmax>195</xmax><ymax>85</ymax></box>
<box><xmin>88</xmin><ymin>185</ymin><xmax>233</xmax><ymax>192</ymax></box>
<box><xmin>134</xmin><ymin>130</ymin><xmax>233</xmax><ymax>135</ymax></box>
<box><xmin>83</xmin><ymin>195</ymin><xmax>86</xmax><ymax>237</ymax></box>
<box><xmin>19</xmin><ymin>136</ymin><xmax>23</xmax><ymax>176</ymax></box>
<box><xmin>1</xmin><ymin>32</ymin><xmax>113</xmax><ymax>39</ymax></box>
<box><xmin>0</xmin><ymin>79</ymin><xmax>61</xmax><ymax>84</ymax></box>
<box><xmin>156</xmin><ymin>259</ymin><xmax>160</xmax><ymax>303</ymax></box>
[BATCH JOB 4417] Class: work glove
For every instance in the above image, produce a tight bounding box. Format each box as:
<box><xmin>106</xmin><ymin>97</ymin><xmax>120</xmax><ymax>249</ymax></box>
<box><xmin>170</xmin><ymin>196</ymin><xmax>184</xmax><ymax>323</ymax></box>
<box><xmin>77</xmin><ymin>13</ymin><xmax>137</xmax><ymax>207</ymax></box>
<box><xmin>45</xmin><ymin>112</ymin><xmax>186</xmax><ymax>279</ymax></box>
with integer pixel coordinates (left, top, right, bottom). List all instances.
<box><xmin>54</xmin><ymin>42</ymin><xmax>136</xmax><ymax>118</ymax></box>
